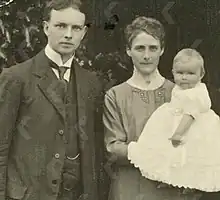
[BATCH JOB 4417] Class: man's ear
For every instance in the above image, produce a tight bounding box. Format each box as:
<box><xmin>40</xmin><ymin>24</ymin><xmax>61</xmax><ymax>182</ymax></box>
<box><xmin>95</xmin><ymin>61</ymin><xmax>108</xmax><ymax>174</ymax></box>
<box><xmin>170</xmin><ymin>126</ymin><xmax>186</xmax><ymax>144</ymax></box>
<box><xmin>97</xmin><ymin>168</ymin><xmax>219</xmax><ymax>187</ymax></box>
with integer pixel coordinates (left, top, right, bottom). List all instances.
<box><xmin>43</xmin><ymin>21</ymin><xmax>49</xmax><ymax>36</ymax></box>
<box><xmin>126</xmin><ymin>46</ymin><xmax>131</xmax><ymax>57</ymax></box>
<box><xmin>81</xmin><ymin>25</ymin><xmax>88</xmax><ymax>40</ymax></box>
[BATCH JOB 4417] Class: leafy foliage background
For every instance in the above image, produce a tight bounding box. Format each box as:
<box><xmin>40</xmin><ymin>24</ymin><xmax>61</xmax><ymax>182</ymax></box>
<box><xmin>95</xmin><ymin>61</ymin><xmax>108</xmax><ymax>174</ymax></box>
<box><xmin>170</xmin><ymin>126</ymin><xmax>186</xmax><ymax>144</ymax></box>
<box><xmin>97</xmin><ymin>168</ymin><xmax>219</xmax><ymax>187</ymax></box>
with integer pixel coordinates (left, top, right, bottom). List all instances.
<box><xmin>1</xmin><ymin>0</ymin><xmax>220</xmax><ymax>88</ymax></box>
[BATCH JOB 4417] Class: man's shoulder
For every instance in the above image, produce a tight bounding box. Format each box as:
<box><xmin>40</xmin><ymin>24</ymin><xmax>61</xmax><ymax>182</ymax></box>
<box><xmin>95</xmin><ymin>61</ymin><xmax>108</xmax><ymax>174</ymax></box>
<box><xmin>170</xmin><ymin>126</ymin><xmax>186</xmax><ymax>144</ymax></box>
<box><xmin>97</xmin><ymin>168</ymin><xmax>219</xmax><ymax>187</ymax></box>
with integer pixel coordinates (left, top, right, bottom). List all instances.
<box><xmin>77</xmin><ymin>66</ymin><xmax>103</xmax><ymax>85</ymax></box>
<box><xmin>1</xmin><ymin>56</ymin><xmax>35</xmax><ymax>79</ymax></box>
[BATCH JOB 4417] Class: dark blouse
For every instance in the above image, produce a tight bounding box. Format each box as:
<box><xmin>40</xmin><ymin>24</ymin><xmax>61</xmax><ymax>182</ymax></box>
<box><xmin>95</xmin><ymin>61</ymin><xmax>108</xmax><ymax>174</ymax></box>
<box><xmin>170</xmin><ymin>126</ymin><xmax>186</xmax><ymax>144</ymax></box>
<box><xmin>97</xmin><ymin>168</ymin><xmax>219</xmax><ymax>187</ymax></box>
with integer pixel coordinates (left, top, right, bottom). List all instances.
<box><xmin>104</xmin><ymin>79</ymin><xmax>174</xmax><ymax>165</ymax></box>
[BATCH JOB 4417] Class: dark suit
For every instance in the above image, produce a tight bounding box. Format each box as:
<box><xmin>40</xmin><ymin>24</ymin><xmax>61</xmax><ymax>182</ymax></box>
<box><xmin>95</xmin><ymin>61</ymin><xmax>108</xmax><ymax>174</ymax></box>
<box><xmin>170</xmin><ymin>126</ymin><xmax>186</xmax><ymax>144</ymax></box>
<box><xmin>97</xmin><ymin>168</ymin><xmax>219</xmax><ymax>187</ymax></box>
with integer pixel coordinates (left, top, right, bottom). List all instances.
<box><xmin>0</xmin><ymin>50</ymin><xmax>105</xmax><ymax>200</ymax></box>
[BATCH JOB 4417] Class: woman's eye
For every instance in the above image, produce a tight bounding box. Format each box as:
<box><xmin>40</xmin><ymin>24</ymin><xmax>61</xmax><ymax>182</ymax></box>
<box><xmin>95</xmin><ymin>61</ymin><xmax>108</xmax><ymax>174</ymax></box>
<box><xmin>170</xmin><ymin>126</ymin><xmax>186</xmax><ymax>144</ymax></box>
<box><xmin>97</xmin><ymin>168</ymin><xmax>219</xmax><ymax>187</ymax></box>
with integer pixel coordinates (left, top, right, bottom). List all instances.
<box><xmin>149</xmin><ymin>45</ymin><xmax>158</xmax><ymax>51</ymax></box>
<box><xmin>135</xmin><ymin>45</ymin><xmax>145</xmax><ymax>51</ymax></box>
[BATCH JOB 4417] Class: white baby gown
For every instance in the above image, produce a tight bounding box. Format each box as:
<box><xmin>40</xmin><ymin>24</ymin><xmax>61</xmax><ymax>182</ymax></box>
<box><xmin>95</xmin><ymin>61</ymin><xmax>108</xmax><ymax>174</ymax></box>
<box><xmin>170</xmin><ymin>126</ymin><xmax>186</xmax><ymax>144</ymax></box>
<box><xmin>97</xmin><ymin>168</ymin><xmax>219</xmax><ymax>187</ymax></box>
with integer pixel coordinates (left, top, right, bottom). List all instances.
<box><xmin>128</xmin><ymin>83</ymin><xmax>220</xmax><ymax>192</ymax></box>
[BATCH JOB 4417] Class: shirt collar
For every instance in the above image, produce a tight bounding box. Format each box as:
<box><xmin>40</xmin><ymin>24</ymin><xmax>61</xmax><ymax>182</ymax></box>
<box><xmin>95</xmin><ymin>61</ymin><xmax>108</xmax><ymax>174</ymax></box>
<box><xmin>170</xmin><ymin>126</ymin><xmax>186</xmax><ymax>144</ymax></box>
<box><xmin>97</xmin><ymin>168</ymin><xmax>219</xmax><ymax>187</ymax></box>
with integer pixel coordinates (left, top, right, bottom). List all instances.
<box><xmin>127</xmin><ymin>66</ymin><xmax>165</xmax><ymax>90</ymax></box>
<box><xmin>45</xmin><ymin>44</ymin><xmax>74</xmax><ymax>68</ymax></box>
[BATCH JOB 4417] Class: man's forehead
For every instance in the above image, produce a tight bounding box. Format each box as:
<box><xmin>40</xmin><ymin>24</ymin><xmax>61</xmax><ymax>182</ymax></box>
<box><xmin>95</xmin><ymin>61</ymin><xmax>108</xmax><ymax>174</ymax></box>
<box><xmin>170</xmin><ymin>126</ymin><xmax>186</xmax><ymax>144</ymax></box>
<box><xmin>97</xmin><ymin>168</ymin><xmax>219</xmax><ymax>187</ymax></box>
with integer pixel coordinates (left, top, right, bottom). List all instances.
<box><xmin>50</xmin><ymin>7</ymin><xmax>85</xmax><ymax>24</ymax></box>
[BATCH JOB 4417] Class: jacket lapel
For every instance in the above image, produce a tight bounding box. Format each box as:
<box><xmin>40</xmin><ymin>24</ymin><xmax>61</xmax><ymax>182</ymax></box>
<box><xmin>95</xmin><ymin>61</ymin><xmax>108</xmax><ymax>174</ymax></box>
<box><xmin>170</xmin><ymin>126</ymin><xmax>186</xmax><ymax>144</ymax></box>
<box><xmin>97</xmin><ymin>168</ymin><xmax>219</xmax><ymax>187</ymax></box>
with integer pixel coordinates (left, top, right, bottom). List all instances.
<box><xmin>73</xmin><ymin>61</ymin><xmax>99</xmax><ymax>198</ymax></box>
<box><xmin>73</xmin><ymin>60</ymin><xmax>89</xmax><ymax>141</ymax></box>
<box><xmin>32</xmin><ymin>50</ymin><xmax>65</xmax><ymax>120</ymax></box>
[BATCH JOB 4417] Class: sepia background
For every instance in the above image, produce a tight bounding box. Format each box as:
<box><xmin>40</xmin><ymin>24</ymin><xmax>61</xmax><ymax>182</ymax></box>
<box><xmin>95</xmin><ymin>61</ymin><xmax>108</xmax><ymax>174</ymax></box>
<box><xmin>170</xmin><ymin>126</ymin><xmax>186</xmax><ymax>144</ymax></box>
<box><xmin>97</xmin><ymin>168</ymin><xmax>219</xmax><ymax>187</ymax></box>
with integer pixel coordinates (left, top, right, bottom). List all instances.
<box><xmin>1</xmin><ymin>0</ymin><xmax>220</xmax><ymax>87</ymax></box>
<box><xmin>1</xmin><ymin>1</ymin><xmax>220</xmax><ymax>199</ymax></box>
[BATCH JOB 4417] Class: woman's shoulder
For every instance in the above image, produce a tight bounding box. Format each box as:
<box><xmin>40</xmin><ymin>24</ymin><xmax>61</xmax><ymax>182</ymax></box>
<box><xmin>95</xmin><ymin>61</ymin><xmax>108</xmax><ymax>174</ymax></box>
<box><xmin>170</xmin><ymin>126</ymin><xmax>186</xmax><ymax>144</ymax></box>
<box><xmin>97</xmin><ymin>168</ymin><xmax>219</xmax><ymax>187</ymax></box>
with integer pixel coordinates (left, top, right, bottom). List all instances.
<box><xmin>105</xmin><ymin>82</ymin><xmax>131</xmax><ymax>98</ymax></box>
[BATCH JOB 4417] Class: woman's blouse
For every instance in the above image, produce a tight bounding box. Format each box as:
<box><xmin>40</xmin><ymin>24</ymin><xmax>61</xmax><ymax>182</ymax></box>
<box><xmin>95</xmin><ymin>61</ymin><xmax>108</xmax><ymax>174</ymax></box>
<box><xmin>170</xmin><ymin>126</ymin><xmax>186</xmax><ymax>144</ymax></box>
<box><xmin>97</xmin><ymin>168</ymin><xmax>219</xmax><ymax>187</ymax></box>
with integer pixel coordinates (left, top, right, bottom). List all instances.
<box><xmin>103</xmin><ymin>79</ymin><xmax>174</xmax><ymax>165</ymax></box>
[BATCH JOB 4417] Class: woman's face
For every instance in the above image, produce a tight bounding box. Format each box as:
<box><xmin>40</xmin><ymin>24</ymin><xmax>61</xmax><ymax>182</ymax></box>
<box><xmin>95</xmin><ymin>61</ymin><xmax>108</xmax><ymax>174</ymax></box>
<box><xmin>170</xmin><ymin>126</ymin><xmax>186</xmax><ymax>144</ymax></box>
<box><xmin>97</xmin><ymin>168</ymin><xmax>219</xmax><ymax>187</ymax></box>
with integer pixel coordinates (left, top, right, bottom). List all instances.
<box><xmin>126</xmin><ymin>32</ymin><xmax>164</xmax><ymax>76</ymax></box>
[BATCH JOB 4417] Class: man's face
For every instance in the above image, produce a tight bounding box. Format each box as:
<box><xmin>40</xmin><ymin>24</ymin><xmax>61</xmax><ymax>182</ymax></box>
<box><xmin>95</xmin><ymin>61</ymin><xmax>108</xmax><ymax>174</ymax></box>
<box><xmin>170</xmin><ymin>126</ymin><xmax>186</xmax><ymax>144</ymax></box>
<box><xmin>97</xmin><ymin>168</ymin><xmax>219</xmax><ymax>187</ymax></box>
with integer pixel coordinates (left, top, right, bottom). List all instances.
<box><xmin>126</xmin><ymin>32</ymin><xmax>164</xmax><ymax>76</ymax></box>
<box><xmin>43</xmin><ymin>7</ymin><xmax>86</xmax><ymax>57</ymax></box>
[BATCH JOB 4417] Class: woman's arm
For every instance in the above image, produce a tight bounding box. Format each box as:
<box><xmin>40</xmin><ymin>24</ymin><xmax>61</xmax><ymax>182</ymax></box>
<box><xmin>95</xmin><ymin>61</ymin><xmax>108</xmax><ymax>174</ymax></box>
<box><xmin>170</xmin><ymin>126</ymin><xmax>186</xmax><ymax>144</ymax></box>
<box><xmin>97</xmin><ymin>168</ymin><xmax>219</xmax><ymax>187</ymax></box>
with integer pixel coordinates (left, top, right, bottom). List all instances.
<box><xmin>103</xmin><ymin>90</ymin><xmax>130</xmax><ymax>165</ymax></box>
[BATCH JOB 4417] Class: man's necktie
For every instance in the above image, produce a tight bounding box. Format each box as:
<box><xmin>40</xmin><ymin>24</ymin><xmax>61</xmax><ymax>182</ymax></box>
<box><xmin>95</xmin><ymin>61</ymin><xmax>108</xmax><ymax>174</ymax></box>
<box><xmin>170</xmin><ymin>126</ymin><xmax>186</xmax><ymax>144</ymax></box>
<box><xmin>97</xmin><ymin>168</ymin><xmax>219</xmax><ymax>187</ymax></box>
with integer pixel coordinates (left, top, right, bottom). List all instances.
<box><xmin>58</xmin><ymin>66</ymin><xmax>68</xmax><ymax>81</ymax></box>
<box><xmin>50</xmin><ymin>61</ymin><xmax>69</xmax><ymax>101</ymax></box>
<box><xmin>58</xmin><ymin>66</ymin><xmax>69</xmax><ymax>95</ymax></box>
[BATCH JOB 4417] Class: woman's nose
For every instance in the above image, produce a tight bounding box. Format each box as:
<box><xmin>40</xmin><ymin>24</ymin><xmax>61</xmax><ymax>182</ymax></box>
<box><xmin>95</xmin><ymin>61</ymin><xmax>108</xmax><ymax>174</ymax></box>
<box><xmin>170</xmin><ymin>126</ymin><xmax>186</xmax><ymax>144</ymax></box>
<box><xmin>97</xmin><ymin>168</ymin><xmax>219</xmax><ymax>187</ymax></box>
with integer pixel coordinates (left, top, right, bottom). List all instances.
<box><xmin>143</xmin><ymin>50</ymin><xmax>150</xmax><ymax>60</ymax></box>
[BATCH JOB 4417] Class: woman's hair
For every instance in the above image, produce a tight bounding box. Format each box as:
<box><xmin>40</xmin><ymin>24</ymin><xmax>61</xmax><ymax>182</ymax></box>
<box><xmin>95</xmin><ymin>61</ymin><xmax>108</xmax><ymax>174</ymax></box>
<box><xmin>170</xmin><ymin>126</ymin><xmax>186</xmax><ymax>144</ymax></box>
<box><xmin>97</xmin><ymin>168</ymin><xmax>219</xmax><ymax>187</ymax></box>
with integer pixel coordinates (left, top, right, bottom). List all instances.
<box><xmin>43</xmin><ymin>0</ymin><xmax>82</xmax><ymax>21</ymax></box>
<box><xmin>173</xmin><ymin>48</ymin><xmax>205</xmax><ymax>76</ymax></box>
<box><xmin>124</xmin><ymin>16</ymin><xmax>165</xmax><ymax>49</ymax></box>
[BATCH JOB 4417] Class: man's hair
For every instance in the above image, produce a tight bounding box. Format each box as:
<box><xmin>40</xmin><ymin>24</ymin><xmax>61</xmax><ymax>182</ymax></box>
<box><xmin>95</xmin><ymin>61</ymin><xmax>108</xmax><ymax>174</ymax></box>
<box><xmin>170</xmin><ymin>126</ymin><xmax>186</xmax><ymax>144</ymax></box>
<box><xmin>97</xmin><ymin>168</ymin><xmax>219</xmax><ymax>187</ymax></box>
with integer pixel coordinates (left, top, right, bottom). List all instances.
<box><xmin>173</xmin><ymin>48</ymin><xmax>205</xmax><ymax>76</ymax></box>
<box><xmin>124</xmin><ymin>16</ymin><xmax>165</xmax><ymax>49</ymax></box>
<box><xmin>43</xmin><ymin>0</ymin><xmax>82</xmax><ymax>21</ymax></box>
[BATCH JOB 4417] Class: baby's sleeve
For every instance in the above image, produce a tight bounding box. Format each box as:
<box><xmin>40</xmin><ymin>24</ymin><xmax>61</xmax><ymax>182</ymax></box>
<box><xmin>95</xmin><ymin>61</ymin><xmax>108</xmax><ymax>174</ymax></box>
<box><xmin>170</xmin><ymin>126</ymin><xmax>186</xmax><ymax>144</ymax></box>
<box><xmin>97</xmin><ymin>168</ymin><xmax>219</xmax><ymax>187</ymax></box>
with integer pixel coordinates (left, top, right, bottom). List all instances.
<box><xmin>182</xmin><ymin>83</ymin><xmax>211</xmax><ymax>119</ymax></box>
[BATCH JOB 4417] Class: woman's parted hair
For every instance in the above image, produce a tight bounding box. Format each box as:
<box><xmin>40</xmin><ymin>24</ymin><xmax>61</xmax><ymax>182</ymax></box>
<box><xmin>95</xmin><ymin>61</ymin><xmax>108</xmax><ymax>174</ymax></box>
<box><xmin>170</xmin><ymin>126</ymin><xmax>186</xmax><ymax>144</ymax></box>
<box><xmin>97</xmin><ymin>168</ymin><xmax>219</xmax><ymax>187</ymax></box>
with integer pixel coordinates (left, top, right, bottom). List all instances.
<box><xmin>124</xmin><ymin>16</ymin><xmax>165</xmax><ymax>49</ymax></box>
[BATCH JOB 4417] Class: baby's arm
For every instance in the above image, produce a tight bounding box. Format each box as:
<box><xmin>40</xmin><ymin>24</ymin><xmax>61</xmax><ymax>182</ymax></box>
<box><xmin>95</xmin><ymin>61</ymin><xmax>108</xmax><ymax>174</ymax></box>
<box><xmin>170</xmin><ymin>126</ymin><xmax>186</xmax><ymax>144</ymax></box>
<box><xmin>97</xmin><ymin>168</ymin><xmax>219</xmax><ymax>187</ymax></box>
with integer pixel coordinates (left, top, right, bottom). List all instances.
<box><xmin>170</xmin><ymin>114</ymin><xmax>194</xmax><ymax>146</ymax></box>
<box><xmin>170</xmin><ymin>83</ymin><xmax>211</xmax><ymax>146</ymax></box>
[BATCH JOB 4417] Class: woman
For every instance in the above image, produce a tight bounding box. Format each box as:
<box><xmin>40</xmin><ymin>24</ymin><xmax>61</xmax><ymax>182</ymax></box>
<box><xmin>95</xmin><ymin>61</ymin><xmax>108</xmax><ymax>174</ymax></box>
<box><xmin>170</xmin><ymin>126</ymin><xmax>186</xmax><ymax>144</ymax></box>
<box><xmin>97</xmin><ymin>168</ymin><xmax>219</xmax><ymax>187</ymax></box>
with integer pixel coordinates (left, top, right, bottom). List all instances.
<box><xmin>103</xmin><ymin>16</ymin><xmax>202</xmax><ymax>200</ymax></box>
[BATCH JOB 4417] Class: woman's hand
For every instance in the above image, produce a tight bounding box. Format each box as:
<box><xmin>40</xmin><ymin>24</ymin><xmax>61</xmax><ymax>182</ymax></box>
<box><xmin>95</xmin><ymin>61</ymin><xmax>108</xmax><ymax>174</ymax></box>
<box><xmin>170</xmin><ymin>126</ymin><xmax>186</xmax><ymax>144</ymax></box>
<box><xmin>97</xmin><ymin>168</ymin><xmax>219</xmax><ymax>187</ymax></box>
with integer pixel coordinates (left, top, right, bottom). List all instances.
<box><xmin>168</xmin><ymin>133</ymin><xmax>183</xmax><ymax>147</ymax></box>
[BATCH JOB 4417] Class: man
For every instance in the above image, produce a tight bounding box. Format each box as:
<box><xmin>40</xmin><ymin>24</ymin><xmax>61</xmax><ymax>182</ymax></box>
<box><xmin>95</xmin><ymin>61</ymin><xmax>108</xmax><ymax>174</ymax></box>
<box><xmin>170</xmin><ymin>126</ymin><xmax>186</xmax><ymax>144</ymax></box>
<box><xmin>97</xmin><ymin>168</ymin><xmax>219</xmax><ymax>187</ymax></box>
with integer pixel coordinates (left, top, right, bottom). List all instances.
<box><xmin>0</xmin><ymin>0</ymin><xmax>105</xmax><ymax>199</ymax></box>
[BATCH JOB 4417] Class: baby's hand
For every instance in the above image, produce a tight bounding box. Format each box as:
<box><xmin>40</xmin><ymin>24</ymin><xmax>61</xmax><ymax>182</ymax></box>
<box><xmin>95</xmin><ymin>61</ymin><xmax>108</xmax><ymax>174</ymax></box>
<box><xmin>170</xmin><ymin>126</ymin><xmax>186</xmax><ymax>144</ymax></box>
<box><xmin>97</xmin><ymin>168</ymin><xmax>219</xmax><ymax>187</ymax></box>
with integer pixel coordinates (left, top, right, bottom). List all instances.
<box><xmin>168</xmin><ymin>134</ymin><xmax>183</xmax><ymax>147</ymax></box>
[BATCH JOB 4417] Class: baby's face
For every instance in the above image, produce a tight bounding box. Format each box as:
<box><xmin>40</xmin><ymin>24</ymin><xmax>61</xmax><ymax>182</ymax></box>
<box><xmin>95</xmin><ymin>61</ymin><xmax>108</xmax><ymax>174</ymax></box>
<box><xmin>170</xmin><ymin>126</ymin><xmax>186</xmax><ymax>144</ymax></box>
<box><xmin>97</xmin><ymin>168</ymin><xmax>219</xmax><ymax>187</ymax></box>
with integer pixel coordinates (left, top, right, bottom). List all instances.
<box><xmin>172</xmin><ymin>62</ymin><xmax>202</xmax><ymax>89</ymax></box>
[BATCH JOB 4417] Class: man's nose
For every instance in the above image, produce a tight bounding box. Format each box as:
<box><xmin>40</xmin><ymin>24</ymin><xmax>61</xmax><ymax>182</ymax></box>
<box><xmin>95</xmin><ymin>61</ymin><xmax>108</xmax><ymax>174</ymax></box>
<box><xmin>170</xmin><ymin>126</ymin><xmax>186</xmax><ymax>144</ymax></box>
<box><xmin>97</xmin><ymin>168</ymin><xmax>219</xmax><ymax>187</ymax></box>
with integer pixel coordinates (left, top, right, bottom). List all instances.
<box><xmin>64</xmin><ymin>27</ymin><xmax>72</xmax><ymax>39</ymax></box>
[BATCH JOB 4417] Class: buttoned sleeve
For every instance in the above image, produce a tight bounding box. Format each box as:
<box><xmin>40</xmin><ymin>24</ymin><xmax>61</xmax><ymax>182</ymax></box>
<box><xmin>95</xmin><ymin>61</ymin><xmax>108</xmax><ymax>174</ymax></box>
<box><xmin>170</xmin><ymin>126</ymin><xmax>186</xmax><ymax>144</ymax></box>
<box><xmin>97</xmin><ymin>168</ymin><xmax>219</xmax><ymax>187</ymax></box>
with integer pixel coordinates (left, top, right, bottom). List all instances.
<box><xmin>103</xmin><ymin>89</ymin><xmax>130</xmax><ymax>166</ymax></box>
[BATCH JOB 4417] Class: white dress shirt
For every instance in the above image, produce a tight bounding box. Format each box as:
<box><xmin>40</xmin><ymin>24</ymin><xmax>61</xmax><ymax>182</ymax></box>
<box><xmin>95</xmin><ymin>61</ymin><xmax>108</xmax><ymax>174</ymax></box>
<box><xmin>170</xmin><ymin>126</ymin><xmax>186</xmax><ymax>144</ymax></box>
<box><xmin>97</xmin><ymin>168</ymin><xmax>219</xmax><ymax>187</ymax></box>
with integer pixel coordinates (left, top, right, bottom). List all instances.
<box><xmin>45</xmin><ymin>44</ymin><xmax>75</xmax><ymax>82</ymax></box>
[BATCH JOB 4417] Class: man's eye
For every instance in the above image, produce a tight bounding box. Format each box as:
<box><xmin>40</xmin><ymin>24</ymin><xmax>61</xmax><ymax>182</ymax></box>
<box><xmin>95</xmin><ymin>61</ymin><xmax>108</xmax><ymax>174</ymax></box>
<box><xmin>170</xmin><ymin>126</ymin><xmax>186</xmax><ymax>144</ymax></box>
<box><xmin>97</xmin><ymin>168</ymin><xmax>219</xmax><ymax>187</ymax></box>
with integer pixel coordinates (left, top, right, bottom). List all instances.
<box><xmin>72</xmin><ymin>25</ymin><xmax>83</xmax><ymax>31</ymax></box>
<box><xmin>56</xmin><ymin>24</ymin><xmax>66</xmax><ymax>28</ymax></box>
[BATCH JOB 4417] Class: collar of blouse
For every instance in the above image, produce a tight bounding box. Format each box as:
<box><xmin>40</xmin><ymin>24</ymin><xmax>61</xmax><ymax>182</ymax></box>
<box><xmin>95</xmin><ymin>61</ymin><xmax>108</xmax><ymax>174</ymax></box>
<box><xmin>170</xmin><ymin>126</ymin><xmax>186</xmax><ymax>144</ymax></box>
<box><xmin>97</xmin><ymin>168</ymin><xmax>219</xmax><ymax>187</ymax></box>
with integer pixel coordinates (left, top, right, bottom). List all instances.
<box><xmin>127</xmin><ymin>67</ymin><xmax>165</xmax><ymax>90</ymax></box>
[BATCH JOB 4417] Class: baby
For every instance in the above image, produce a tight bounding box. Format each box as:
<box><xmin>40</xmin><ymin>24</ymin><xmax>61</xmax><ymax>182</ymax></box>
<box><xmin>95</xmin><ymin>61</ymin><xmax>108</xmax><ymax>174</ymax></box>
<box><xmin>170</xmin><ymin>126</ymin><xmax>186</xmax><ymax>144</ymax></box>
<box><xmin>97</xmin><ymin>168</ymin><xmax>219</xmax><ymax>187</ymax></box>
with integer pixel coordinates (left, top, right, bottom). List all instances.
<box><xmin>128</xmin><ymin>48</ymin><xmax>220</xmax><ymax>193</ymax></box>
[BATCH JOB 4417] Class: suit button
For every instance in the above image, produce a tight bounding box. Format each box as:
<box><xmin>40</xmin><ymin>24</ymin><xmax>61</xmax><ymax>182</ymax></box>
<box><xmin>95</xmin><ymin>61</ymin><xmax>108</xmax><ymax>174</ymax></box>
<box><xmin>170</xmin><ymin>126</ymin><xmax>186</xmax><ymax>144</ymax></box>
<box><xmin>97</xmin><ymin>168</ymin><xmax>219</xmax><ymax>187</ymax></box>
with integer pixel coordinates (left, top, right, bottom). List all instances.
<box><xmin>52</xmin><ymin>180</ymin><xmax>57</xmax><ymax>185</ymax></box>
<box><xmin>59</xmin><ymin>130</ymin><xmax>64</xmax><ymax>135</ymax></box>
<box><xmin>55</xmin><ymin>153</ymin><xmax>60</xmax><ymax>159</ymax></box>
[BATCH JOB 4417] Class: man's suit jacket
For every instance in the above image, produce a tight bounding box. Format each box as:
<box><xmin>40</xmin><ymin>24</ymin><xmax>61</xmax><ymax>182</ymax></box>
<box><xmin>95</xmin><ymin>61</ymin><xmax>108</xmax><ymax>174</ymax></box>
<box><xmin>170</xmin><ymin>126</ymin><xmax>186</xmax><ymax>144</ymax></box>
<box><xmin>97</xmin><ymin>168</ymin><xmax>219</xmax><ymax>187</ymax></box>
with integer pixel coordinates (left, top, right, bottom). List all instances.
<box><xmin>0</xmin><ymin>50</ymin><xmax>105</xmax><ymax>200</ymax></box>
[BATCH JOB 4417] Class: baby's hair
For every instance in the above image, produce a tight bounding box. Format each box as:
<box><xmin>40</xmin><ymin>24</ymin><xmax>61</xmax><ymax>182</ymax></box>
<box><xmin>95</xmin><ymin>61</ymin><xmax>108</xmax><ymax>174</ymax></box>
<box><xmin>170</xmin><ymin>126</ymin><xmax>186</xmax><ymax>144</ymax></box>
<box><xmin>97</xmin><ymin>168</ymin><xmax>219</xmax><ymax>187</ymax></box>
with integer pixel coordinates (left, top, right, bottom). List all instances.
<box><xmin>173</xmin><ymin>48</ymin><xmax>205</xmax><ymax>76</ymax></box>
